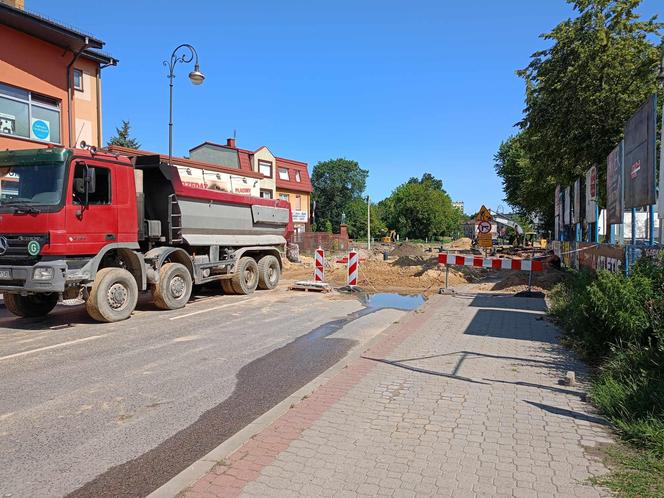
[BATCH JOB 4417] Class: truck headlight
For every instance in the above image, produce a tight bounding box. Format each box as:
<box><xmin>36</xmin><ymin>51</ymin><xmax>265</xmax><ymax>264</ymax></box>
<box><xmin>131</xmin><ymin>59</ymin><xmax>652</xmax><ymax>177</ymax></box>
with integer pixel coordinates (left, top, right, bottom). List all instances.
<box><xmin>33</xmin><ymin>267</ymin><xmax>54</xmax><ymax>280</ymax></box>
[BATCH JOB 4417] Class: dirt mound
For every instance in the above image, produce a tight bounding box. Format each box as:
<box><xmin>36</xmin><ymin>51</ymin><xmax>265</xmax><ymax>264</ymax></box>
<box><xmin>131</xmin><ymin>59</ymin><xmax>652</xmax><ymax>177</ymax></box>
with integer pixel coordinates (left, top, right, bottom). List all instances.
<box><xmin>491</xmin><ymin>267</ymin><xmax>566</xmax><ymax>292</ymax></box>
<box><xmin>390</xmin><ymin>243</ymin><xmax>426</xmax><ymax>258</ymax></box>
<box><xmin>448</xmin><ymin>237</ymin><xmax>472</xmax><ymax>250</ymax></box>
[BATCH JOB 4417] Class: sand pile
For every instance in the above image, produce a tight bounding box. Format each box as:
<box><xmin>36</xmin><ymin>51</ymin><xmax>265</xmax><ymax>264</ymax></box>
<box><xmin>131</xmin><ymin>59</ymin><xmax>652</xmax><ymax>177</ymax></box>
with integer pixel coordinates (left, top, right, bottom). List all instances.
<box><xmin>390</xmin><ymin>243</ymin><xmax>427</xmax><ymax>258</ymax></box>
<box><xmin>447</xmin><ymin>237</ymin><xmax>473</xmax><ymax>250</ymax></box>
<box><xmin>489</xmin><ymin>267</ymin><xmax>566</xmax><ymax>292</ymax></box>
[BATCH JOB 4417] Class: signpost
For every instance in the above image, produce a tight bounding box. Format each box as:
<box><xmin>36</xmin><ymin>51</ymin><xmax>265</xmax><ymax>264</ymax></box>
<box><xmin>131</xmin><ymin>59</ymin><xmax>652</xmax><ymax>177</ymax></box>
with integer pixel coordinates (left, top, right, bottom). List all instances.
<box><xmin>475</xmin><ymin>206</ymin><xmax>493</xmax><ymax>249</ymax></box>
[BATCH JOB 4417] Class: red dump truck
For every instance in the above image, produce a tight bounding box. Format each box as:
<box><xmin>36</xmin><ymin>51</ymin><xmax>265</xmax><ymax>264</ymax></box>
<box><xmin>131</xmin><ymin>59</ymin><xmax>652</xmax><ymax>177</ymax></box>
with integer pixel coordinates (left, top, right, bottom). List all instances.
<box><xmin>0</xmin><ymin>146</ymin><xmax>292</xmax><ymax>322</ymax></box>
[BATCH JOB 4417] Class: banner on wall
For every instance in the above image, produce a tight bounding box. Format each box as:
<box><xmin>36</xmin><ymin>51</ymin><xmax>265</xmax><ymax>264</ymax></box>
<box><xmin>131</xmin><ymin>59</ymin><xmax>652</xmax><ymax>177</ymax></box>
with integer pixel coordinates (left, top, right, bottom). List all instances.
<box><xmin>554</xmin><ymin>185</ymin><xmax>561</xmax><ymax>239</ymax></box>
<box><xmin>572</xmin><ymin>178</ymin><xmax>581</xmax><ymax>224</ymax></box>
<box><xmin>659</xmin><ymin>99</ymin><xmax>664</xmax><ymax>219</ymax></box>
<box><xmin>585</xmin><ymin>166</ymin><xmax>597</xmax><ymax>223</ymax></box>
<box><xmin>564</xmin><ymin>186</ymin><xmax>571</xmax><ymax>225</ymax></box>
<box><xmin>623</xmin><ymin>94</ymin><xmax>657</xmax><ymax>209</ymax></box>
<box><xmin>606</xmin><ymin>142</ymin><xmax>624</xmax><ymax>225</ymax></box>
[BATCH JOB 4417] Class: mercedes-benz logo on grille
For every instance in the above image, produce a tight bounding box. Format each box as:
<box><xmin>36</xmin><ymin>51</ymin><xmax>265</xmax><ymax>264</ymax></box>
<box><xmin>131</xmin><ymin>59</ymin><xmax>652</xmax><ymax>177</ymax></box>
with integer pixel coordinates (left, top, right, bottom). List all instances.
<box><xmin>0</xmin><ymin>236</ymin><xmax>7</xmax><ymax>256</ymax></box>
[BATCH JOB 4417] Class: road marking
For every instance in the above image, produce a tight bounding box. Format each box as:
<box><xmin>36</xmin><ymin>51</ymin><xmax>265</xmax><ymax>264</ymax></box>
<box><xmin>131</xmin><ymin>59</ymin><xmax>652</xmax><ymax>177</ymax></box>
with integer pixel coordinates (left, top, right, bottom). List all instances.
<box><xmin>169</xmin><ymin>299</ymin><xmax>251</xmax><ymax>321</ymax></box>
<box><xmin>0</xmin><ymin>335</ymin><xmax>103</xmax><ymax>362</ymax></box>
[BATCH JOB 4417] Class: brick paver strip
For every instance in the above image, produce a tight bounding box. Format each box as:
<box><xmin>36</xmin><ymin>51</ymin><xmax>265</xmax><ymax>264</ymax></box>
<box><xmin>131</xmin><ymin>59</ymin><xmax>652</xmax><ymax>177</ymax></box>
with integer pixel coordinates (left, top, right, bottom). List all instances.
<box><xmin>184</xmin><ymin>293</ymin><xmax>614</xmax><ymax>498</ymax></box>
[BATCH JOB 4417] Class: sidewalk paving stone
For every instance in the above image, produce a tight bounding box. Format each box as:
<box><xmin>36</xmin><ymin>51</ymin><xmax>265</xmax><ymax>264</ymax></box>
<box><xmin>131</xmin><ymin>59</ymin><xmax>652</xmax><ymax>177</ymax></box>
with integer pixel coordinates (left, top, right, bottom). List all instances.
<box><xmin>183</xmin><ymin>292</ymin><xmax>614</xmax><ymax>497</ymax></box>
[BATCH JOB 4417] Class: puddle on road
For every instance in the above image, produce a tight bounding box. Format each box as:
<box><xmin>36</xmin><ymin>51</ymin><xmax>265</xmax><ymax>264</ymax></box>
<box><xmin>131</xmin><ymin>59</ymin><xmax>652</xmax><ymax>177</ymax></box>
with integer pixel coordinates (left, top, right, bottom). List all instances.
<box><xmin>363</xmin><ymin>293</ymin><xmax>425</xmax><ymax>311</ymax></box>
<box><xmin>69</xmin><ymin>292</ymin><xmax>425</xmax><ymax>498</ymax></box>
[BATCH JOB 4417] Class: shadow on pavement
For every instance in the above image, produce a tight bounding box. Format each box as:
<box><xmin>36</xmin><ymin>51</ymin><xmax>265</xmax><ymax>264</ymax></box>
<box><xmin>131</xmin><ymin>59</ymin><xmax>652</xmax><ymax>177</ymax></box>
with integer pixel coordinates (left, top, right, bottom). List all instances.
<box><xmin>361</xmin><ymin>355</ymin><xmax>490</xmax><ymax>385</ymax></box>
<box><xmin>468</xmin><ymin>293</ymin><xmax>547</xmax><ymax>312</ymax></box>
<box><xmin>524</xmin><ymin>400</ymin><xmax>608</xmax><ymax>426</ymax></box>
<box><xmin>464</xmin><ymin>308</ymin><xmax>558</xmax><ymax>344</ymax></box>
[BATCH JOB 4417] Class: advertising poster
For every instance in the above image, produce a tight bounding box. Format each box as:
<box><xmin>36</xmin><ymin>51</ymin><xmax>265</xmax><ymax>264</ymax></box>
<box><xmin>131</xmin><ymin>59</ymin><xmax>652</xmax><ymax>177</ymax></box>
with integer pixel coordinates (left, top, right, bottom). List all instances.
<box><xmin>585</xmin><ymin>166</ymin><xmax>597</xmax><ymax>223</ymax></box>
<box><xmin>606</xmin><ymin>142</ymin><xmax>623</xmax><ymax>225</ymax></box>
<box><xmin>623</xmin><ymin>94</ymin><xmax>657</xmax><ymax>209</ymax></box>
<box><xmin>30</xmin><ymin>118</ymin><xmax>50</xmax><ymax>142</ymax></box>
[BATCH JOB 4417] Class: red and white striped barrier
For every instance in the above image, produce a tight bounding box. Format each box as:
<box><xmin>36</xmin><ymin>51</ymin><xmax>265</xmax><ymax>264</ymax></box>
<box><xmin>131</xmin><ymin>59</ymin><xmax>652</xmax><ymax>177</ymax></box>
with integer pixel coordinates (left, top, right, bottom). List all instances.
<box><xmin>438</xmin><ymin>253</ymin><xmax>543</xmax><ymax>272</ymax></box>
<box><xmin>347</xmin><ymin>250</ymin><xmax>359</xmax><ymax>286</ymax></box>
<box><xmin>314</xmin><ymin>247</ymin><xmax>325</xmax><ymax>282</ymax></box>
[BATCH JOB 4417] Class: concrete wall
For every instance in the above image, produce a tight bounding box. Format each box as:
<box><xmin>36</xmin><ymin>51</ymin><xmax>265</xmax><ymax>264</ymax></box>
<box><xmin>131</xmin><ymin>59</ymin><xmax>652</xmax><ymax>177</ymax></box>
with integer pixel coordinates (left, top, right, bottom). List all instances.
<box><xmin>0</xmin><ymin>24</ymin><xmax>70</xmax><ymax>150</ymax></box>
<box><xmin>73</xmin><ymin>58</ymin><xmax>101</xmax><ymax>147</ymax></box>
<box><xmin>0</xmin><ymin>24</ymin><xmax>103</xmax><ymax>150</ymax></box>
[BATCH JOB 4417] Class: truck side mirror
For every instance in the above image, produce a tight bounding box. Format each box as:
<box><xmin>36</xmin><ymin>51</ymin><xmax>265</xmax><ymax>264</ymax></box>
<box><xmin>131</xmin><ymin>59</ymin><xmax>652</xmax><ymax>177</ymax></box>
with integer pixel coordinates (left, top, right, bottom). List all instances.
<box><xmin>85</xmin><ymin>166</ymin><xmax>96</xmax><ymax>195</ymax></box>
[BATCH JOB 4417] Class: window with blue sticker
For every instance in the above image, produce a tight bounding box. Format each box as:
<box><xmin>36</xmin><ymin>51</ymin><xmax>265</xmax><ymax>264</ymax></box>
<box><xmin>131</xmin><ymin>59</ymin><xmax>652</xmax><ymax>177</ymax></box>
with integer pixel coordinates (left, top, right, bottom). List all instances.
<box><xmin>0</xmin><ymin>82</ymin><xmax>61</xmax><ymax>144</ymax></box>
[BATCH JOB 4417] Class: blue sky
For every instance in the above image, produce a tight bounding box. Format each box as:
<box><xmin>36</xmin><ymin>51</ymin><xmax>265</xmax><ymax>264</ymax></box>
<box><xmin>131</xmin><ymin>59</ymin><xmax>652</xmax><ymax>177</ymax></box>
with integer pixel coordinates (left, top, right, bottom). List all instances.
<box><xmin>28</xmin><ymin>0</ymin><xmax>661</xmax><ymax>214</ymax></box>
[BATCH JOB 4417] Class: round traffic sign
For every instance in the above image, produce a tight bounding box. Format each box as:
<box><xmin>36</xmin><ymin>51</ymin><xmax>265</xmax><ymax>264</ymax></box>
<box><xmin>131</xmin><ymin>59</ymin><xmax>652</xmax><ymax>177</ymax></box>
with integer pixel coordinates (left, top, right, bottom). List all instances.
<box><xmin>477</xmin><ymin>221</ymin><xmax>492</xmax><ymax>234</ymax></box>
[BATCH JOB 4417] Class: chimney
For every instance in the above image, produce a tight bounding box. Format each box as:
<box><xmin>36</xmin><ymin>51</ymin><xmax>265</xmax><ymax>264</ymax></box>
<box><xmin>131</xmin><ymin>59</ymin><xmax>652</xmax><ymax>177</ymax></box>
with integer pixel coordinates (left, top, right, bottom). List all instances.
<box><xmin>2</xmin><ymin>0</ymin><xmax>25</xmax><ymax>9</ymax></box>
<box><xmin>226</xmin><ymin>137</ymin><xmax>236</xmax><ymax>148</ymax></box>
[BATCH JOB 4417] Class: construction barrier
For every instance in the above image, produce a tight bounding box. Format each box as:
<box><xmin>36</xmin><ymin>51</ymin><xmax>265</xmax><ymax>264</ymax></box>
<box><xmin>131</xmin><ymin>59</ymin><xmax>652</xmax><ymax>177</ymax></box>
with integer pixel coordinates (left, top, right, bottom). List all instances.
<box><xmin>438</xmin><ymin>253</ymin><xmax>543</xmax><ymax>271</ymax></box>
<box><xmin>314</xmin><ymin>247</ymin><xmax>325</xmax><ymax>282</ymax></box>
<box><xmin>347</xmin><ymin>250</ymin><xmax>359</xmax><ymax>286</ymax></box>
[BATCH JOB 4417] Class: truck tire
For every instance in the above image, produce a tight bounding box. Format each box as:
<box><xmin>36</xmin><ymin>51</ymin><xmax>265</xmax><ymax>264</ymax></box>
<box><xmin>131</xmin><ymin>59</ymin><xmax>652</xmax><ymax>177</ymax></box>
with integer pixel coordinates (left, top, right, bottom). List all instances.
<box><xmin>4</xmin><ymin>292</ymin><xmax>58</xmax><ymax>318</ymax></box>
<box><xmin>257</xmin><ymin>255</ymin><xmax>281</xmax><ymax>290</ymax></box>
<box><xmin>153</xmin><ymin>262</ymin><xmax>192</xmax><ymax>310</ymax></box>
<box><xmin>231</xmin><ymin>257</ymin><xmax>259</xmax><ymax>295</ymax></box>
<box><xmin>221</xmin><ymin>279</ymin><xmax>235</xmax><ymax>295</ymax></box>
<box><xmin>86</xmin><ymin>267</ymin><xmax>138</xmax><ymax>322</ymax></box>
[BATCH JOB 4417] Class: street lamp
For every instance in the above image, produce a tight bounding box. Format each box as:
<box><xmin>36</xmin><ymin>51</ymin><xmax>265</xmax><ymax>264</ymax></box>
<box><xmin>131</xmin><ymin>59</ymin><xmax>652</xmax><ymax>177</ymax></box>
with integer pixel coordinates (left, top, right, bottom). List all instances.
<box><xmin>164</xmin><ymin>44</ymin><xmax>205</xmax><ymax>167</ymax></box>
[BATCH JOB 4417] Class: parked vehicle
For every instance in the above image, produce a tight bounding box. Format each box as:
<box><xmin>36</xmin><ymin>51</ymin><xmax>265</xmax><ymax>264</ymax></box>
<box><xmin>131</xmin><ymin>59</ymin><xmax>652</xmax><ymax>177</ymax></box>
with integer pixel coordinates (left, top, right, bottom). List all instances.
<box><xmin>0</xmin><ymin>146</ymin><xmax>292</xmax><ymax>322</ymax></box>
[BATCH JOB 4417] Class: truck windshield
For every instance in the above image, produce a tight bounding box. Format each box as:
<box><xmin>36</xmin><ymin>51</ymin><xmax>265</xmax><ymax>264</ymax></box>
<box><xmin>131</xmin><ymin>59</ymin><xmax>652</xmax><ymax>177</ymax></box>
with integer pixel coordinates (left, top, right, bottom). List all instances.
<box><xmin>0</xmin><ymin>163</ymin><xmax>66</xmax><ymax>209</ymax></box>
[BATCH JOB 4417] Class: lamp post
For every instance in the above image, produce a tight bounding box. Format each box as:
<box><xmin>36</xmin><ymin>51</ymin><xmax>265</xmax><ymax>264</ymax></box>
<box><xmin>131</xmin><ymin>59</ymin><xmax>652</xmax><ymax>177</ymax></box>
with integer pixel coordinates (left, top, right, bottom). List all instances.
<box><xmin>164</xmin><ymin>44</ymin><xmax>205</xmax><ymax>167</ymax></box>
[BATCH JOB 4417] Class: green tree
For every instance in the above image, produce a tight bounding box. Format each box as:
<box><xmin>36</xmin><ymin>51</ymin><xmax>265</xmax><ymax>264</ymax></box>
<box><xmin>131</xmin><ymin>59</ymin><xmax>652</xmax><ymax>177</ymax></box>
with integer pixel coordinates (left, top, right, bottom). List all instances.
<box><xmin>311</xmin><ymin>158</ymin><xmax>368</xmax><ymax>232</ymax></box>
<box><xmin>107</xmin><ymin>120</ymin><xmax>141</xmax><ymax>149</ymax></box>
<box><xmin>344</xmin><ymin>197</ymin><xmax>386</xmax><ymax>239</ymax></box>
<box><xmin>382</xmin><ymin>173</ymin><xmax>461</xmax><ymax>240</ymax></box>
<box><xmin>497</xmin><ymin>0</ymin><xmax>662</xmax><ymax>226</ymax></box>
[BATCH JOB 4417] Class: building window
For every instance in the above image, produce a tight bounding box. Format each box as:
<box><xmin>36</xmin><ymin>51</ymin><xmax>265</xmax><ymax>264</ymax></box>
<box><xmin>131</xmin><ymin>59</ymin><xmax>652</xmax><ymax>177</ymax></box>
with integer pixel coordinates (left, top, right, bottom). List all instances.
<box><xmin>258</xmin><ymin>160</ymin><xmax>272</xmax><ymax>178</ymax></box>
<box><xmin>295</xmin><ymin>171</ymin><xmax>301</xmax><ymax>182</ymax></box>
<box><xmin>0</xmin><ymin>82</ymin><xmax>61</xmax><ymax>144</ymax></box>
<box><xmin>295</xmin><ymin>195</ymin><xmax>302</xmax><ymax>210</ymax></box>
<box><xmin>260</xmin><ymin>189</ymin><xmax>273</xmax><ymax>199</ymax></box>
<box><xmin>278</xmin><ymin>167</ymin><xmax>289</xmax><ymax>181</ymax></box>
<box><xmin>279</xmin><ymin>193</ymin><xmax>289</xmax><ymax>202</ymax></box>
<box><xmin>73</xmin><ymin>69</ymin><xmax>84</xmax><ymax>91</ymax></box>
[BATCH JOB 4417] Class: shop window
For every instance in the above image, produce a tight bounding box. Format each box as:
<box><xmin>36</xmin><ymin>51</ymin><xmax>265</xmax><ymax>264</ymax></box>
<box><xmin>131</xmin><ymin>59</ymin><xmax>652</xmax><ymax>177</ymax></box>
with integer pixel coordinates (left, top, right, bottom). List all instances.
<box><xmin>278</xmin><ymin>167</ymin><xmax>289</xmax><ymax>181</ymax></box>
<box><xmin>73</xmin><ymin>69</ymin><xmax>84</xmax><ymax>91</ymax></box>
<box><xmin>258</xmin><ymin>160</ymin><xmax>272</xmax><ymax>177</ymax></box>
<box><xmin>0</xmin><ymin>82</ymin><xmax>61</xmax><ymax>144</ymax></box>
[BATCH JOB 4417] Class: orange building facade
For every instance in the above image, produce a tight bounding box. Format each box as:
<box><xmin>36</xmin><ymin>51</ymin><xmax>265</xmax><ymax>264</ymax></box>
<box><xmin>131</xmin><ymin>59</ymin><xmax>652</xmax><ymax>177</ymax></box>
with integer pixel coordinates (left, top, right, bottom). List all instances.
<box><xmin>0</xmin><ymin>1</ymin><xmax>116</xmax><ymax>151</ymax></box>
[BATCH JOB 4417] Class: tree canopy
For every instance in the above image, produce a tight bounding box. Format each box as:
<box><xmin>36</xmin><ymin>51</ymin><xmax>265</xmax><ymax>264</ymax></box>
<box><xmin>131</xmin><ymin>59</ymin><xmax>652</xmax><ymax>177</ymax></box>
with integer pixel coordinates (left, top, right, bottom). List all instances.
<box><xmin>344</xmin><ymin>197</ymin><xmax>386</xmax><ymax>239</ymax></box>
<box><xmin>495</xmin><ymin>0</ymin><xmax>662</xmax><ymax>226</ymax></box>
<box><xmin>380</xmin><ymin>173</ymin><xmax>462</xmax><ymax>240</ymax></box>
<box><xmin>107</xmin><ymin>120</ymin><xmax>141</xmax><ymax>149</ymax></box>
<box><xmin>311</xmin><ymin>158</ymin><xmax>368</xmax><ymax>232</ymax></box>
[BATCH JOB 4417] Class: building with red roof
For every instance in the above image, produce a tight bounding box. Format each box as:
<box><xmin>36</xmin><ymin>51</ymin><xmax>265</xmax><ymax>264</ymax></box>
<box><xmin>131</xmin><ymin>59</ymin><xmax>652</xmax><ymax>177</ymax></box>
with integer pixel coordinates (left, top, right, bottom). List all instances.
<box><xmin>190</xmin><ymin>138</ymin><xmax>312</xmax><ymax>233</ymax></box>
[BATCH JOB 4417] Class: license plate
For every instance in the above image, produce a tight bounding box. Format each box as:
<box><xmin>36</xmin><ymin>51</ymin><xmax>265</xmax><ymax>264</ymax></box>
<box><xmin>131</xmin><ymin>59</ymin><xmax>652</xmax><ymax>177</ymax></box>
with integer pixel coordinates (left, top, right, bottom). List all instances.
<box><xmin>0</xmin><ymin>269</ymin><xmax>11</xmax><ymax>280</ymax></box>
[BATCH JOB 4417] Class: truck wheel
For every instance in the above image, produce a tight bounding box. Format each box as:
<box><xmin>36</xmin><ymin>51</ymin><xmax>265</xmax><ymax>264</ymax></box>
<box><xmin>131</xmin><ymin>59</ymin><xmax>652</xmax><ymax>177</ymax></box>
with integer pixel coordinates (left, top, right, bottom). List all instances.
<box><xmin>86</xmin><ymin>268</ymin><xmax>138</xmax><ymax>322</ymax></box>
<box><xmin>4</xmin><ymin>292</ymin><xmax>58</xmax><ymax>318</ymax></box>
<box><xmin>221</xmin><ymin>279</ymin><xmax>235</xmax><ymax>295</ymax></box>
<box><xmin>231</xmin><ymin>257</ymin><xmax>259</xmax><ymax>295</ymax></box>
<box><xmin>153</xmin><ymin>263</ymin><xmax>192</xmax><ymax>310</ymax></box>
<box><xmin>257</xmin><ymin>255</ymin><xmax>281</xmax><ymax>290</ymax></box>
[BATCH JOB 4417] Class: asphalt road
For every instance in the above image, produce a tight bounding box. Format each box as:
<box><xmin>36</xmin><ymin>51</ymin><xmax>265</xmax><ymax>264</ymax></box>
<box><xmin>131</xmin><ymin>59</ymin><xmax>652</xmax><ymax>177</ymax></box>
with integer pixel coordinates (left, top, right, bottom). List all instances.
<box><xmin>0</xmin><ymin>287</ymin><xmax>407</xmax><ymax>497</ymax></box>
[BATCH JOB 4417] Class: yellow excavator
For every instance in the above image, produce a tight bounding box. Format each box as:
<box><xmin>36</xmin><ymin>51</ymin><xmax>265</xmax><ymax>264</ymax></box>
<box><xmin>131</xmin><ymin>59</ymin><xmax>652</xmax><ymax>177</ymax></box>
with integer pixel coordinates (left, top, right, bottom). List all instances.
<box><xmin>382</xmin><ymin>229</ymin><xmax>397</xmax><ymax>243</ymax></box>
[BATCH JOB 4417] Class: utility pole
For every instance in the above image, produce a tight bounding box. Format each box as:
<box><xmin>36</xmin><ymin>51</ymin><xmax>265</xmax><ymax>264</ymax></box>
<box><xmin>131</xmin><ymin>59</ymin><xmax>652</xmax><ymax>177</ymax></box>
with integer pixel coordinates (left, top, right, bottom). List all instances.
<box><xmin>367</xmin><ymin>195</ymin><xmax>371</xmax><ymax>251</ymax></box>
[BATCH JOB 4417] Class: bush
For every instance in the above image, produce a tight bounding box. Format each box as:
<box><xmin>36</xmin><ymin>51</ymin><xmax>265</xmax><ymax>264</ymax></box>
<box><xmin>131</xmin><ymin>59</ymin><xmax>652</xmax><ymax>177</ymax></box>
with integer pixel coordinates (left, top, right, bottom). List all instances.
<box><xmin>550</xmin><ymin>256</ymin><xmax>664</xmax><ymax>456</ymax></box>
